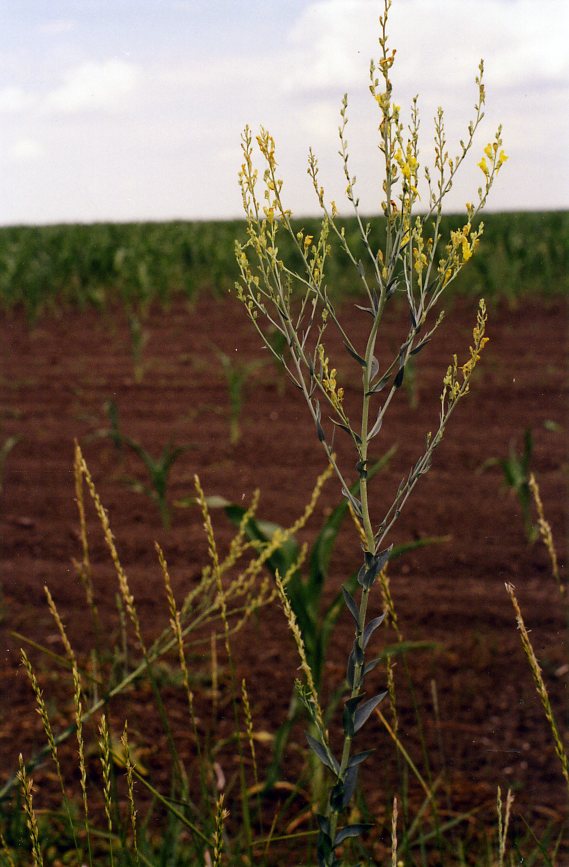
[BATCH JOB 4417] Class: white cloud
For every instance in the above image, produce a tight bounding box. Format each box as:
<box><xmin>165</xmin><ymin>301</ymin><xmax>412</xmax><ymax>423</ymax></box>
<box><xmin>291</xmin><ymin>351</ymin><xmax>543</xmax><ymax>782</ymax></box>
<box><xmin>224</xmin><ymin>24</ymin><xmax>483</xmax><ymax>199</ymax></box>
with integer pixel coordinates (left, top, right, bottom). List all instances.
<box><xmin>9</xmin><ymin>139</ymin><xmax>44</xmax><ymax>162</ymax></box>
<box><xmin>44</xmin><ymin>59</ymin><xmax>140</xmax><ymax>114</ymax></box>
<box><xmin>283</xmin><ymin>0</ymin><xmax>569</xmax><ymax>95</ymax></box>
<box><xmin>0</xmin><ymin>86</ymin><xmax>36</xmax><ymax>113</ymax></box>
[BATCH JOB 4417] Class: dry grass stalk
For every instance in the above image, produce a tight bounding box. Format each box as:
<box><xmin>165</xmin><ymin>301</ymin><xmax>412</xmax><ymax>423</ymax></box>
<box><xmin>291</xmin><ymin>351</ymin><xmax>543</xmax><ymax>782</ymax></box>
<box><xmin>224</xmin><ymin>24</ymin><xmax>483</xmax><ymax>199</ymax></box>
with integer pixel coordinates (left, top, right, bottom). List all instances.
<box><xmin>241</xmin><ymin>678</ymin><xmax>258</xmax><ymax>789</ymax></box>
<box><xmin>529</xmin><ymin>473</ymin><xmax>562</xmax><ymax>593</ymax></box>
<box><xmin>496</xmin><ymin>785</ymin><xmax>514</xmax><ymax>867</ymax></box>
<box><xmin>77</xmin><ymin>446</ymin><xmax>146</xmax><ymax>653</ymax></box>
<box><xmin>506</xmin><ymin>582</ymin><xmax>569</xmax><ymax>789</ymax></box>
<box><xmin>391</xmin><ymin>795</ymin><xmax>399</xmax><ymax>867</ymax></box>
<box><xmin>98</xmin><ymin>714</ymin><xmax>115</xmax><ymax>866</ymax></box>
<box><xmin>275</xmin><ymin>569</ymin><xmax>326</xmax><ymax>734</ymax></box>
<box><xmin>17</xmin><ymin>755</ymin><xmax>43</xmax><ymax>867</ymax></box>
<box><xmin>211</xmin><ymin>793</ymin><xmax>229</xmax><ymax>867</ymax></box>
<box><xmin>121</xmin><ymin>722</ymin><xmax>140</xmax><ymax>865</ymax></box>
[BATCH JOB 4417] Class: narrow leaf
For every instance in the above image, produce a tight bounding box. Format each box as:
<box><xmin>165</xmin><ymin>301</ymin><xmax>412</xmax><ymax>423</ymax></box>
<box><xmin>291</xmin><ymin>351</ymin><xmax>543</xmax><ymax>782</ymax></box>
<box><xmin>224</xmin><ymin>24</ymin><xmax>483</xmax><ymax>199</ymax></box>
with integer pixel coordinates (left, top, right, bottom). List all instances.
<box><xmin>370</xmin><ymin>355</ymin><xmax>379</xmax><ymax>380</ymax></box>
<box><xmin>342</xmin><ymin>587</ymin><xmax>360</xmax><ymax>625</ymax></box>
<box><xmin>363</xmin><ymin>613</ymin><xmax>386</xmax><ymax>649</ymax></box>
<box><xmin>366</xmin><ymin>372</ymin><xmax>391</xmax><ymax>395</ymax></box>
<box><xmin>411</xmin><ymin>337</ymin><xmax>431</xmax><ymax>356</ymax></box>
<box><xmin>331</xmin><ymin>419</ymin><xmax>362</xmax><ymax>444</ymax></box>
<box><xmin>394</xmin><ymin>364</ymin><xmax>405</xmax><ymax>388</ymax></box>
<box><xmin>341</xmin><ymin>765</ymin><xmax>361</xmax><ymax>809</ymax></box>
<box><xmin>363</xmin><ymin>657</ymin><xmax>382</xmax><ymax>676</ymax></box>
<box><xmin>316</xmin><ymin>814</ymin><xmax>331</xmax><ymax>841</ymax></box>
<box><xmin>343</xmin><ymin>340</ymin><xmax>367</xmax><ymax>368</ymax></box>
<box><xmin>306</xmin><ymin>733</ymin><xmax>339</xmax><ymax>775</ymax></box>
<box><xmin>353</xmin><ymin>692</ymin><xmax>387</xmax><ymax>733</ymax></box>
<box><xmin>348</xmin><ymin>749</ymin><xmax>375</xmax><ymax>769</ymax></box>
<box><xmin>334</xmin><ymin>823</ymin><xmax>374</xmax><ymax>846</ymax></box>
<box><xmin>368</xmin><ymin>407</ymin><xmax>383</xmax><ymax>440</ymax></box>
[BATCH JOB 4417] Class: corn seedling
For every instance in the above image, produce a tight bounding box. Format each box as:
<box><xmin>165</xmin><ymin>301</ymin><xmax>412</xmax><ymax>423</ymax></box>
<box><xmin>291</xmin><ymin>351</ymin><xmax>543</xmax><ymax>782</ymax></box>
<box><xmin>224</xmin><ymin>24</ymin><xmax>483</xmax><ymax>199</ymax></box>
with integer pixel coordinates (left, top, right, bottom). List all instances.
<box><xmin>235</xmin><ymin>0</ymin><xmax>505</xmax><ymax>860</ymax></box>
<box><xmin>216</xmin><ymin>347</ymin><xmax>264</xmax><ymax>445</ymax></box>
<box><xmin>500</xmin><ymin>428</ymin><xmax>538</xmax><ymax>543</ymax></box>
<box><xmin>127</xmin><ymin>311</ymin><xmax>150</xmax><ymax>384</ymax></box>
<box><xmin>94</xmin><ymin>409</ymin><xmax>188</xmax><ymax>527</ymax></box>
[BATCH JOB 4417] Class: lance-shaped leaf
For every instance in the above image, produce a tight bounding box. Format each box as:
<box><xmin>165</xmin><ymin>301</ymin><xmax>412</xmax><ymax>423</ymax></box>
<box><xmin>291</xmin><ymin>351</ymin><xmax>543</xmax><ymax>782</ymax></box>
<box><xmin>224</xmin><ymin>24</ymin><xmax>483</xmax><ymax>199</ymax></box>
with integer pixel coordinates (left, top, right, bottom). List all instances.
<box><xmin>315</xmin><ymin>400</ymin><xmax>325</xmax><ymax>443</ymax></box>
<box><xmin>306</xmin><ymin>732</ymin><xmax>339</xmax><ymax>775</ymax></box>
<box><xmin>343</xmin><ymin>340</ymin><xmax>367</xmax><ymax>367</ymax></box>
<box><xmin>346</xmin><ymin>639</ymin><xmax>364</xmax><ymax>688</ymax></box>
<box><xmin>370</xmin><ymin>354</ymin><xmax>380</xmax><ymax>380</ymax></box>
<box><xmin>331</xmin><ymin>418</ymin><xmax>362</xmax><ymax>445</ymax></box>
<box><xmin>348</xmin><ymin>749</ymin><xmax>375</xmax><ymax>769</ymax></box>
<box><xmin>355</xmin><ymin>303</ymin><xmax>375</xmax><ymax>317</ymax></box>
<box><xmin>353</xmin><ymin>691</ymin><xmax>387</xmax><ymax>733</ymax></box>
<box><xmin>340</xmin><ymin>765</ymin><xmax>361</xmax><ymax>809</ymax></box>
<box><xmin>363</xmin><ymin>657</ymin><xmax>382</xmax><ymax>676</ymax></box>
<box><xmin>342</xmin><ymin>586</ymin><xmax>360</xmax><ymax>626</ymax></box>
<box><xmin>357</xmin><ymin>545</ymin><xmax>392</xmax><ymax>589</ymax></box>
<box><xmin>316</xmin><ymin>814</ymin><xmax>331</xmax><ymax>841</ymax></box>
<box><xmin>394</xmin><ymin>363</ymin><xmax>405</xmax><ymax>388</ymax></box>
<box><xmin>363</xmin><ymin>613</ymin><xmax>386</xmax><ymax>649</ymax></box>
<box><xmin>343</xmin><ymin>694</ymin><xmax>365</xmax><ymax>739</ymax></box>
<box><xmin>368</xmin><ymin>406</ymin><xmax>383</xmax><ymax>440</ymax></box>
<box><xmin>367</xmin><ymin>371</ymin><xmax>391</xmax><ymax>395</ymax></box>
<box><xmin>334</xmin><ymin>823</ymin><xmax>374</xmax><ymax>847</ymax></box>
<box><xmin>411</xmin><ymin>336</ymin><xmax>431</xmax><ymax>355</ymax></box>
<box><xmin>342</xmin><ymin>487</ymin><xmax>362</xmax><ymax>518</ymax></box>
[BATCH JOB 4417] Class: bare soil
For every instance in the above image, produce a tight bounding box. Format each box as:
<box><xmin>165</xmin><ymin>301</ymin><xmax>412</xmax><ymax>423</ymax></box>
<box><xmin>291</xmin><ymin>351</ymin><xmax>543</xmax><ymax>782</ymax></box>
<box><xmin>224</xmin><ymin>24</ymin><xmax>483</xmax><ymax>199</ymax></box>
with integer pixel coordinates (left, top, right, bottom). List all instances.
<box><xmin>1</xmin><ymin>293</ymin><xmax>567</xmax><ymax>858</ymax></box>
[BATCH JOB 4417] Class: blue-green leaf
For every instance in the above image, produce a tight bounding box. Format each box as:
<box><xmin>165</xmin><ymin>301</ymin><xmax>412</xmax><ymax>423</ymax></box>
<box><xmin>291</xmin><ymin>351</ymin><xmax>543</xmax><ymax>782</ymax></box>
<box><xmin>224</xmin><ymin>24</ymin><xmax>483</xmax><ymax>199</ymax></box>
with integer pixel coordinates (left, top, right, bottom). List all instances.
<box><xmin>353</xmin><ymin>692</ymin><xmax>387</xmax><ymax>733</ymax></box>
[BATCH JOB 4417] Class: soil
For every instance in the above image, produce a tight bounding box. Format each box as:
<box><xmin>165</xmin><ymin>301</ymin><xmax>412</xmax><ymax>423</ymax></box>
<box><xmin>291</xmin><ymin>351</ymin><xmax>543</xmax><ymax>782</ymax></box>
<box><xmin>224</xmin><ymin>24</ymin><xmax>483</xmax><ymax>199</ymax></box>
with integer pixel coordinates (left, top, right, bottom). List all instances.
<box><xmin>1</xmin><ymin>292</ymin><xmax>568</xmax><ymax>860</ymax></box>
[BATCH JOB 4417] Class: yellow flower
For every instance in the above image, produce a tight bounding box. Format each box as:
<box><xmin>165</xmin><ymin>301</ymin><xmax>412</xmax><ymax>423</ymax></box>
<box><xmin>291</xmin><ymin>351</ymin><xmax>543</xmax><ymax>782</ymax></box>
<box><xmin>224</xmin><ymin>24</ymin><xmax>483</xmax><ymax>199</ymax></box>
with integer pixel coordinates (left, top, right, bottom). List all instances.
<box><xmin>304</xmin><ymin>235</ymin><xmax>313</xmax><ymax>249</ymax></box>
<box><xmin>477</xmin><ymin>157</ymin><xmax>489</xmax><ymax>177</ymax></box>
<box><xmin>498</xmin><ymin>150</ymin><xmax>508</xmax><ymax>166</ymax></box>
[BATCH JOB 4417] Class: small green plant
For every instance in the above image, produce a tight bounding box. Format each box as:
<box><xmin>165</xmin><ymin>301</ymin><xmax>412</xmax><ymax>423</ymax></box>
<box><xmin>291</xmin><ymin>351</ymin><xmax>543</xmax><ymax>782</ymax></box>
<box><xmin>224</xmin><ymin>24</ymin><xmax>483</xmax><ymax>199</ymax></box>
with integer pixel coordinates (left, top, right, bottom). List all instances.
<box><xmin>124</xmin><ymin>437</ymin><xmax>187</xmax><ymax>529</ymax></box>
<box><xmin>94</xmin><ymin>403</ymin><xmax>187</xmax><ymax>528</ymax></box>
<box><xmin>235</xmin><ymin>0</ymin><xmax>506</xmax><ymax>860</ymax></box>
<box><xmin>127</xmin><ymin>310</ymin><xmax>149</xmax><ymax>383</ymax></box>
<box><xmin>217</xmin><ymin>347</ymin><xmax>264</xmax><ymax>445</ymax></box>
<box><xmin>500</xmin><ymin>428</ymin><xmax>538</xmax><ymax>542</ymax></box>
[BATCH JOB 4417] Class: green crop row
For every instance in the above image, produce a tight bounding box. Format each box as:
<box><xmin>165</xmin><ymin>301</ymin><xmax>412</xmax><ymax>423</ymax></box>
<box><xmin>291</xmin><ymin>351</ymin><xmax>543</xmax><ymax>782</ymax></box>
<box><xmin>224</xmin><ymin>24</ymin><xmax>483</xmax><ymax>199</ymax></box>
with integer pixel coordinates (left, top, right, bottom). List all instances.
<box><xmin>0</xmin><ymin>211</ymin><xmax>566</xmax><ymax>316</ymax></box>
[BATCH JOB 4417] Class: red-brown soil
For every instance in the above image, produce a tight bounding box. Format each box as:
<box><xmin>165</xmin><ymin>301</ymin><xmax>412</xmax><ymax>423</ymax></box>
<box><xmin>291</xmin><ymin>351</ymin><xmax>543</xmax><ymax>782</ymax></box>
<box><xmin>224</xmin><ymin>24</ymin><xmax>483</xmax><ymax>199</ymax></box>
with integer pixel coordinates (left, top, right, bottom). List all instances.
<box><xmin>1</xmin><ymin>293</ymin><xmax>568</xmax><ymax>859</ymax></box>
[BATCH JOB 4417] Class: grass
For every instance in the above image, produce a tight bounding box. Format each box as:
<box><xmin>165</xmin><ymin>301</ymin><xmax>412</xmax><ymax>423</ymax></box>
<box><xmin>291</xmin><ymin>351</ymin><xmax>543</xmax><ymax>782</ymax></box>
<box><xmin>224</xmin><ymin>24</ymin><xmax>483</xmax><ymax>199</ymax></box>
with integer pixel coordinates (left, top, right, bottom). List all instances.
<box><xmin>1</xmin><ymin>449</ymin><xmax>566</xmax><ymax>865</ymax></box>
<box><xmin>0</xmin><ymin>211</ymin><xmax>567</xmax><ymax>318</ymax></box>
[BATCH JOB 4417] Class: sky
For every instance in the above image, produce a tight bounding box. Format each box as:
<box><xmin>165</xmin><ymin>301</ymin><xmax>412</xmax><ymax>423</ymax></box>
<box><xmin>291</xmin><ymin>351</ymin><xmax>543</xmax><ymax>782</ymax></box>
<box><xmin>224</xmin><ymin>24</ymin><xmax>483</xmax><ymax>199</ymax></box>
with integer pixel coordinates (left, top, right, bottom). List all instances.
<box><xmin>0</xmin><ymin>0</ymin><xmax>567</xmax><ymax>225</ymax></box>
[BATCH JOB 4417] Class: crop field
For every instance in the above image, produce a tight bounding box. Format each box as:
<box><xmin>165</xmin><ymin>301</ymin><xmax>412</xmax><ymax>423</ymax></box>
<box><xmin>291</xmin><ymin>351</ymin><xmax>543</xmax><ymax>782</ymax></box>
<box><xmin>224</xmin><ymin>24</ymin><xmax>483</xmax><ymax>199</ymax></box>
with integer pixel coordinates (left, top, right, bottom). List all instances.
<box><xmin>0</xmin><ymin>214</ymin><xmax>567</xmax><ymax>865</ymax></box>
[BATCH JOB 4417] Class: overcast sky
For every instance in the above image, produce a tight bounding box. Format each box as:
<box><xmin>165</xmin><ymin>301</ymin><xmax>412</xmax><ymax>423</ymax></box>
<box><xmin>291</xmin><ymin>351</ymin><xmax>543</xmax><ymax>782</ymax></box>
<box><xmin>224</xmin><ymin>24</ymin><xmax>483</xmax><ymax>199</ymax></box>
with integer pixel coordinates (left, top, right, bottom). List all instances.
<box><xmin>0</xmin><ymin>0</ymin><xmax>567</xmax><ymax>225</ymax></box>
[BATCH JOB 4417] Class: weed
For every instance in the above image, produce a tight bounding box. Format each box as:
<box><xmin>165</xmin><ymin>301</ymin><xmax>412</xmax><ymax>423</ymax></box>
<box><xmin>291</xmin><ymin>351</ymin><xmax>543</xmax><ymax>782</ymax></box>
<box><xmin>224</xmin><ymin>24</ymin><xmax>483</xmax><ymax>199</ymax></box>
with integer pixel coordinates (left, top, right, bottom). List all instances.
<box><xmin>235</xmin><ymin>0</ymin><xmax>505</xmax><ymax>860</ymax></box>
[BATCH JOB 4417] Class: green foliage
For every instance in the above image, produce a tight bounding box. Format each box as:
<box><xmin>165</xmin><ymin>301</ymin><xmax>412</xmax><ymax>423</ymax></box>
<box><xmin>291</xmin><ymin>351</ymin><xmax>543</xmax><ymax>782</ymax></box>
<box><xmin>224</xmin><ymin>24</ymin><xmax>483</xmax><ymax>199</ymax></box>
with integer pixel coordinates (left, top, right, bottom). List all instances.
<box><xmin>0</xmin><ymin>212</ymin><xmax>566</xmax><ymax>318</ymax></box>
<box><xmin>216</xmin><ymin>349</ymin><xmax>264</xmax><ymax>445</ymax></box>
<box><xmin>97</xmin><ymin>403</ymin><xmax>187</xmax><ymax>528</ymax></box>
<box><xmin>500</xmin><ymin>429</ymin><xmax>538</xmax><ymax>542</ymax></box>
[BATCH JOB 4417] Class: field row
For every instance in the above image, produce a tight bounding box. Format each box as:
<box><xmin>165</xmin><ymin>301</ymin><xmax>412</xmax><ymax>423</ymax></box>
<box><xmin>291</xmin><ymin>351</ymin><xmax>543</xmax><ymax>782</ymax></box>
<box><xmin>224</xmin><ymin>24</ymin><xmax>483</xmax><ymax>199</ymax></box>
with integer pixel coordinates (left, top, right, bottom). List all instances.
<box><xmin>0</xmin><ymin>211</ymin><xmax>567</xmax><ymax>315</ymax></box>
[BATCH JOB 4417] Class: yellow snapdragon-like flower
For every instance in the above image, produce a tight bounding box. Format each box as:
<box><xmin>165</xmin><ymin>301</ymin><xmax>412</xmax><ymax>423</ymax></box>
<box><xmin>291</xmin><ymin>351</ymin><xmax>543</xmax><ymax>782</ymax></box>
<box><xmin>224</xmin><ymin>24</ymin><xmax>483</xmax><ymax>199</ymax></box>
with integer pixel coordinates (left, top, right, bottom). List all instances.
<box><xmin>477</xmin><ymin>157</ymin><xmax>489</xmax><ymax>177</ymax></box>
